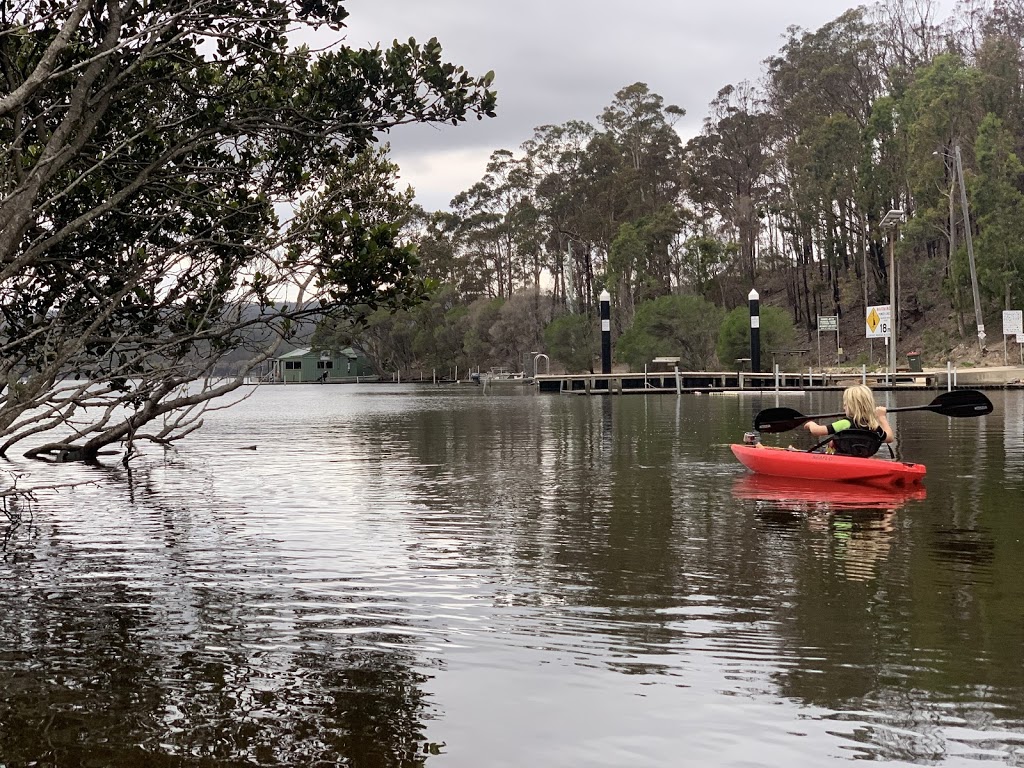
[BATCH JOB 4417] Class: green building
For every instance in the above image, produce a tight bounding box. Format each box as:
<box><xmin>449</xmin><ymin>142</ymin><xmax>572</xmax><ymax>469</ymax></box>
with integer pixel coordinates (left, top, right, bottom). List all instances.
<box><xmin>273</xmin><ymin>347</ymin><xmax>375</xmax><ymax>383</ymax></box>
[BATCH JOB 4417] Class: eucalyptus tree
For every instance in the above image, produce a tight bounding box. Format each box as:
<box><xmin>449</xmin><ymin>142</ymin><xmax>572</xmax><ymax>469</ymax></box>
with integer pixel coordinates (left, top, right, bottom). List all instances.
<box><xmin>488</xmin><ymin>290</ymin><xmax>557</xmax><ymax>370</ymax></box>
<box><xmin>606</xmin><ymin>206</ymin><xmax>684</xmax><ymax>329</ymax></box>
<box><xmin>764</xmin><ymin>9</ymin><xmax>887</xmax><ymax>327</ymax></box>
<box><xmin>409</xmin><ymin>284</ymin><xmax>472</xmax><ymax>375</ymax></box>
<box><xmin>588</xmin><ymin>83</ymin><xmax>687</xmax><ymax>314</ymax></box>
<box><xmin>522</xmin><ymin>121</ymin><xmax>597</xmax><ymax>311</ymax></box>
<box><xmin>462</xmin><ymin>296</ymin><xmax>504</xmax><ymax>369</ymax></box>
<box><xmin>871</xmin><ymin>0</ymin><xmax>943</xmax><ymax>77</ymax></box>
<box><xmin>899</xmin><ymin>53</ymin><xmax>984</xmax><ymax>333</ymax></box>
<box><xmin>971</xmin><ymin>113</ymin><xmax>1024</xmax><ymax>311</ymax></box>
<box><xmin>677</xmin><ymin>235</ymin><xmax>735</xmax><ymax>301</ymax></box>
<box><xmin>974</xmin><ymin>9</ymin><xmax>1024</xmax><ymax>154</ymax></box>
<box><xmin>684</xmin><ymin>83</ymin><xmax>773</xmax><ymax>287</ymax></box>
<box><xmin>0</xmin><ymin>0</ymin><xmax>495</xmax><ymax>462</ymax></box>
<box><xmin>597</xmin><ymin>81</ymin><xmax>686</xmax><ymax>219</ymax></box>
<box><xmin>449</xmin><ymin>148</ymin><xmax>541</xmax><ymax>299</ymax></box>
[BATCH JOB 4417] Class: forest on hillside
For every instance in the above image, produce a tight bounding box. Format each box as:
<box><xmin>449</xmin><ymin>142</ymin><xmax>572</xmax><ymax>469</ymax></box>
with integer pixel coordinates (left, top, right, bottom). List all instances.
<box><xmin>2</xmin><ymin>0</ymin><xmax>1022</xmax><ymax>465</ymax></box>
<box><xmin>320</xmin><ymin>0</ymin><xmax>1024</xmax><ymax>377</ymax></box>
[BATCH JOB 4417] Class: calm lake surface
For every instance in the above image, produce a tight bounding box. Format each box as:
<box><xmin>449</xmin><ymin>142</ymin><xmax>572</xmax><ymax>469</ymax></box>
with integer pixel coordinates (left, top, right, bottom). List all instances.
<box><xmin>2</xmin><ymin>384</ymin><xmax>1024</xmax><ymax>767</ymax></box>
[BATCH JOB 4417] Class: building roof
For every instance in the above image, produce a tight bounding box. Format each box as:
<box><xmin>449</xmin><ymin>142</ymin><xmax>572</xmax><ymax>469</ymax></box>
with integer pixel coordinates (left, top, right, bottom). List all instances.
<box><xmin>276</xmin><ymin>346</ymin><xmax>365</xmax><ymax>360</ymax></box>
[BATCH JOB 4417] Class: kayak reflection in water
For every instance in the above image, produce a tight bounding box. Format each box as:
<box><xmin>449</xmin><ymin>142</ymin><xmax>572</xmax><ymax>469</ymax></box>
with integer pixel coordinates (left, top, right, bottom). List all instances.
<box><xmin>732</xmin><ymin>473</ymin><xmax>927</xmax><ymax>512</ymax></box>
<box><xmin>801</xmin><ymin>384</ymin><xmax>894</xmax><ymax>455</ymax></box>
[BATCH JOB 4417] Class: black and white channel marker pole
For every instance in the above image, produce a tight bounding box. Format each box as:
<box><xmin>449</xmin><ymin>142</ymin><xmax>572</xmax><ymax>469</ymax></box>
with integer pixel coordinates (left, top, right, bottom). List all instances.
<box><xmin>600</xmin><ymin>289</ymin><xmax>612</xmax><ymax>375</ymax></box>
<box><xmin>749</xmin><ymin>289</ymin><xmax>761</xmax><ymax>373</ymax></box>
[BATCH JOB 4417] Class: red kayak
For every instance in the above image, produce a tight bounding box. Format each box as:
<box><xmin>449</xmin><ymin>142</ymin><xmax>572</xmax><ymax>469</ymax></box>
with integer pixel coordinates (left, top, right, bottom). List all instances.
<box><xmin>730</xmin><ymin>443</ymin><xmax>926</xmax><ymax>487</ymax></box>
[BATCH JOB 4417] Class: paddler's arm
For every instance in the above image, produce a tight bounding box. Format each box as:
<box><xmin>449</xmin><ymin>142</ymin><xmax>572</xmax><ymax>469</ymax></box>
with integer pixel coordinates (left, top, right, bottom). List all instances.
<box><xmin>803</xmin><ymin>420</ymin><xmax>831</xmax><ymax>436</ymax></box>
<box><xmin>804</xmin><ymin>418</ymin><xmax>851</xmax><ymax>437</ymax></box>
<box><xmin>875</xmin><ymin>406</ymin><xmax>894</xmax><ymax>443</ymax></box>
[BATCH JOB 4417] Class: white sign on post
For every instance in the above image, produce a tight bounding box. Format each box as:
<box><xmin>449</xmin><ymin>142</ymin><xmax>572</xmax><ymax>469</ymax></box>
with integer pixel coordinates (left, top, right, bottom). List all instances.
<box><xmin>817</xmin><ymin>315</ymin><xmax>840</xmax><ymax>367</ymax></box>
<box><xmin>866</xmin><ymin>304</ymin><xmax>891</xmax><ymax>339</ymax></box>
<box><xmin>1003</xmin><ymin>310</ymin><xmax>1023</xmax><ymax>336</ymax></box>
<box><xmin>1004</xmin><ymin>310</ymin><xmax>1024</xmax><ymax>365</ymax></box>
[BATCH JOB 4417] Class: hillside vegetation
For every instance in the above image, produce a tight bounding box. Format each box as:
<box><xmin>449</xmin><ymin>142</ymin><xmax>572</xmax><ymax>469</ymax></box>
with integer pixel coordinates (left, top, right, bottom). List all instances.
<box><xmin>329</xmin><ymin>1</ymin><xmax>1024</xmax><ymax>377</ymax></box>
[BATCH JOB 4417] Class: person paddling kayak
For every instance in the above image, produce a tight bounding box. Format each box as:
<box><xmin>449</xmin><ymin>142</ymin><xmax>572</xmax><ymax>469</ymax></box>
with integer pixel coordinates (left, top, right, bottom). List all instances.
<box><xmin>802</xmin><ymin>384</ymin><xmax>894</xmax><ymax>456</ymax></box>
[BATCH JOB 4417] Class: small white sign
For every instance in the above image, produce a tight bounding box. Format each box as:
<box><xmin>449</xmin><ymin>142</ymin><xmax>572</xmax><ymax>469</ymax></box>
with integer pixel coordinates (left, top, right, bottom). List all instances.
<box><xmin>1004</xmin><ymin>310</ymin><xmax>1023</xmax><ymax>336</ymax></box>
<box><xmin>866</xmin><ymin>304</ymin><xmax>891</xmax><ymax>339</ymax></box>
<box><xmin>818</xmin><ymin>315</ymin><xmax>838</xmax><ymax>332</ymax></box>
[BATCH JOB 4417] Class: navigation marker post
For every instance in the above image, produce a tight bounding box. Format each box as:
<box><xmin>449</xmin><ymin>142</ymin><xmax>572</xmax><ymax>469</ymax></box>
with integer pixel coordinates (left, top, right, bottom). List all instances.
<box><xmin>600</xmin><ymin>289</ymin><xmax>611</xmax><ymax>377</ymax></box>
<box><xmin>749</xmin><ymin>289</ymin><xmax>760</xmax><ymax>373</ymax></box>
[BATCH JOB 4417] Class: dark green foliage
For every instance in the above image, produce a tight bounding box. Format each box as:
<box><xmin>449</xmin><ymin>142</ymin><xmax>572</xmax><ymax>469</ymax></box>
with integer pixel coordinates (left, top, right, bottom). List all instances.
<box><xmin>615</xmin><ymin>294</ymin><xmax>723</xmax><ymax>371</ymax></box>
<box><xmin>543</xmin><ymin>314</ymin><xmax>597</xmax><ymax>374</ymax></box>
<box><xmin>0</xmin><ymin>1</ymin><xmax>496</xmax><ymax>460</ymax></box>
<box><xmin>716</xmin><ymin>306</ymin><xmax>796</xmax><ymax>367</ymax></box>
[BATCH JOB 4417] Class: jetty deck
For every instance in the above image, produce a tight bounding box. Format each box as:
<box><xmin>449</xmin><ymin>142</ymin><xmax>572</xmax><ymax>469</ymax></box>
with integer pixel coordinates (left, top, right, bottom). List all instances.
<box><xmin>534</xmin><ymin>365</ymin><xmax>1024</xmax><ymax>395</ymax></box>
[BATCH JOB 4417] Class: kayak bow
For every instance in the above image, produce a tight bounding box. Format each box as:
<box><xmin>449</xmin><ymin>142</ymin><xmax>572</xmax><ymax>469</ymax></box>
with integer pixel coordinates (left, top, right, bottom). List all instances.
<box><xmin>730</xmin><ymin>443</ymin><xmax>926</xmax><ymax>487</ymax></box>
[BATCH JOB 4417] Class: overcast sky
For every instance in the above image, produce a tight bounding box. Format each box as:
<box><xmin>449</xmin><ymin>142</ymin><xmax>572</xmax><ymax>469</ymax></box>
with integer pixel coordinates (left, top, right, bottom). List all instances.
<box><xmin>337</xmin><ymin>1</ymin><xmax>924</xmax><ymax>211</ymax></box>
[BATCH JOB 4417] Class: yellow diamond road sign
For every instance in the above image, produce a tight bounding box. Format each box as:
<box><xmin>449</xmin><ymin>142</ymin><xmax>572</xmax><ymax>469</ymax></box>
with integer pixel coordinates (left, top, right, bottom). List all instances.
<box><xmin>866</xmin><ymin>304</ymin><xmax>890</xmax><ymax>338</ymax></box>
<box><xmin>867</xmin><ymin>308</ymin><xmax>880</xmax><ymax>334</ymax></box>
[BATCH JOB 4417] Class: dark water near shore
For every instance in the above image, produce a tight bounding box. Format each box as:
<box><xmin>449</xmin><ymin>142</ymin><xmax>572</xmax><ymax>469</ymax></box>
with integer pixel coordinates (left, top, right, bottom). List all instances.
<box><xmin>2</xmin><ymin>385</ymin><xmax>1023</xmax><ymax>767</ymax></box>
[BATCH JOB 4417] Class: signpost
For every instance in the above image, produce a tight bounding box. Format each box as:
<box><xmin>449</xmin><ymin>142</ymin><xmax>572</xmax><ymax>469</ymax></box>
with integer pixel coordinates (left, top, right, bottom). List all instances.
<box><xmin>865</xmin><ymin>304</ymin><xmax>891</xmax><ymax>339</ymax></box>
<box><xmin>1004</xmin><ymin>309</ymin><xmax>1023</xmax><ymax>365</ymax></box>
<box><xmin>866</xmin><ymin>304</ymin><xmax>892</xmax><ymax>379</ymax></box>
<box><xmin>817</xmin><ymin>315</ymin><xmax>839</xmax><ymax>368</ymax></box>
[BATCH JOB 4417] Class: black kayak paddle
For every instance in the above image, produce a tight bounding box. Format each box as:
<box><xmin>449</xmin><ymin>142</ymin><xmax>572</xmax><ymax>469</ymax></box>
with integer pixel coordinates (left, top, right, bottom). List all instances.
<box><xmin>753</xmin><ymin>389</ymin><xmax>994</xmax><ymax>433</ymax></box>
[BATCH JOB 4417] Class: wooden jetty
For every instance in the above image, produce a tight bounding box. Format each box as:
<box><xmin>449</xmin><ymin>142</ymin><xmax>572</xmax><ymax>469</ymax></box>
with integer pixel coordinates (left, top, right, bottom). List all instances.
<box><xmin>534</xmin><ymin>365</ymin><xmax>1024</xmax><ymax>395</ymax></box>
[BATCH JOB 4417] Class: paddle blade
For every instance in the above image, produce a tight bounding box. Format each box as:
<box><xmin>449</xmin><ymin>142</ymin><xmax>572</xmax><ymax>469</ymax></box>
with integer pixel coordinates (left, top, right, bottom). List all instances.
<box><xmin>753</xmin><ymin>406</ymin><xmax>807</xmax><ymax>433</ymax></box>
<box><xmin>928</xmin><ymin>389</ymin><xmax>994</xmax><ymax>417</ymax></box>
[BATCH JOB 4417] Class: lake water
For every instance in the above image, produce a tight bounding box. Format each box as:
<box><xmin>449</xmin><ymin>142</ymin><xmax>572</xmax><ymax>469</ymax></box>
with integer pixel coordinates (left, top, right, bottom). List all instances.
<box><xmin>2</xmin><ymin>384</ymin><xmax>1023</xmax><ymax>767</ymax></box>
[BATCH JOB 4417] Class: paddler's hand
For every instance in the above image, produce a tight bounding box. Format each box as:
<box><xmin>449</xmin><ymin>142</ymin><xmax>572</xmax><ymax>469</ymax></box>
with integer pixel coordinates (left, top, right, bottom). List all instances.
<box><xmin>875</xmin><ymin>405</ymin><xmax>887</xmax><ymax>416</ymax></box>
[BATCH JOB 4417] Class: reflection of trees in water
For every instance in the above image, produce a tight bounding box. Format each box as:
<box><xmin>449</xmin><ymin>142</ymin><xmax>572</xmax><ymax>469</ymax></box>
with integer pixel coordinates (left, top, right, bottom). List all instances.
<box><xmin>0</xmin><ymin>467</ymin><xmax>433</xmax><ymax>766</ymax></box>
<box><xmin>356</xmin><ymin>396</ymin><xmax>795</xmax><ymax>669</ymax></box>
<box><xmin>761</xmin><ymin>503</ymin><xmax>1024</xmax><ymax>761</ymax></box>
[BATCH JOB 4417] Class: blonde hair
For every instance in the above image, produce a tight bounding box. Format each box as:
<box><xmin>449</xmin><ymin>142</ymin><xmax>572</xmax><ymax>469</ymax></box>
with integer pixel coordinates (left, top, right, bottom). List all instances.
<box><xmin>843</xmin><ymin>385</ymin><xmax>879</xmax><ymax>429</ymax></box>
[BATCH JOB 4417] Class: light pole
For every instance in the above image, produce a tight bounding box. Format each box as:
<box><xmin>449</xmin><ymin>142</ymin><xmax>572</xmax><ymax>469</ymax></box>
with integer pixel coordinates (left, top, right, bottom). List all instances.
<box><xmin>880</xmin><ymin>209</ymin><xmax>905</xmax><ymax>379</ymax></box>
<box><xmin>934</xmin><ymin>146</ymin><xmax>985</xmax><ymax>350</ymax></box>
<box><xmin>954</xmin><ymin>145</ymin><xmax>986</xmax><ymax>350</ymax></box>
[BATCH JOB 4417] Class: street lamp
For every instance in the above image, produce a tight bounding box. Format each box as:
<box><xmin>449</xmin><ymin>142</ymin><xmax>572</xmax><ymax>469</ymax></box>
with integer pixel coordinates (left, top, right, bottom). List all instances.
<box><xmin>881</xmin><ymin>208</ymin><xmax>905</xmax><ymax>379</ymax></box>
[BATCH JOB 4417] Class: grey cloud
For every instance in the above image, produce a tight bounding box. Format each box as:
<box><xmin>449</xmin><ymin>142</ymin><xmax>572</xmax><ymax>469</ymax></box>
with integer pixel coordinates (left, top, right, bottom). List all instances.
<box><xmin>338</xmin><ymin>1</ymin><xmax>878</xmax><ymax>208</ymax></box>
